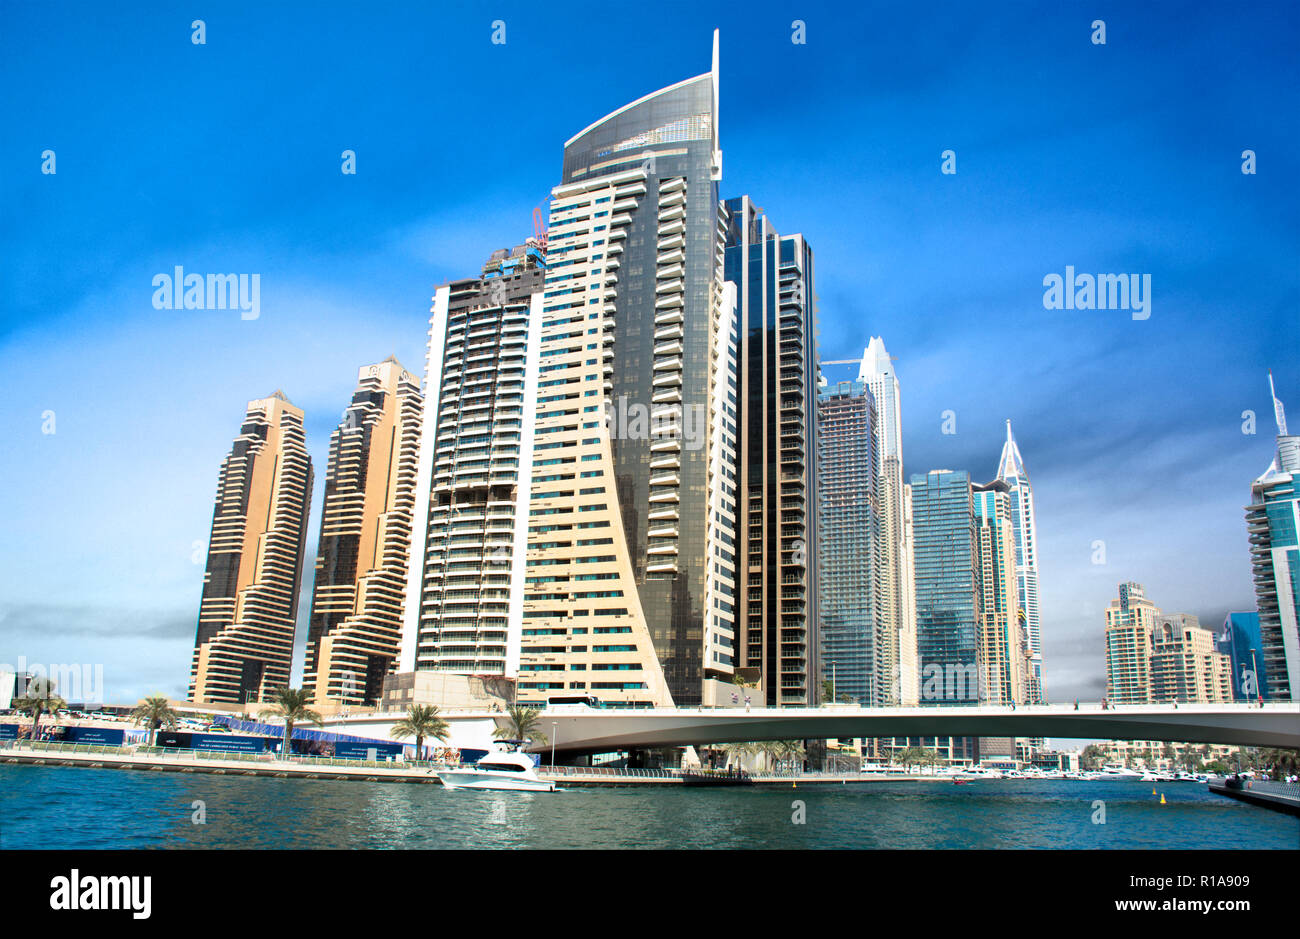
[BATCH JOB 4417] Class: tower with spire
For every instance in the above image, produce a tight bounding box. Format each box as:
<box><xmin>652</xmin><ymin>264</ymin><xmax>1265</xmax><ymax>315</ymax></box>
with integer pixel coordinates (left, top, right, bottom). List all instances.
<box><xmin>857</xmin><ymin>336</ymin><xmax>918</xmax><ymax>705</ymax></box>
<box><xmin>995</xmin><ymin>419</ymin><xmax>1043</xmax><ymax>703</ymax></box>
<box><xmin>1246</xmin><ymin>372</ymin><xmax>1300</xmax><ymax>700</ymax></box>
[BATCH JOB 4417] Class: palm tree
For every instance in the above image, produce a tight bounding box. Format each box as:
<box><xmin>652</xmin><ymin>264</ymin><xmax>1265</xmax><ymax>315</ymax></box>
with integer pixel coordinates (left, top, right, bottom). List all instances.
<box><xmin>493</xmin><ymin>704</ymin><xmax>548</xmax><ymax>748</ymax></box>
<box><xmin>389</xmin><ymin>705</ymin><xmax>450</xmax><ymax>761</ymax></box>
<box><xmin>258</xmin><ymin>687</ymin><xmax>323</xmax><ymax>758</ymax></box>
<box><xmin>129</xmin><ymin>695</ymin><xmax>179</xmax><ymax>746</ymax></box>
<box><xmin>720</xmin><ymin>741</ymin><xmax>756</xmax><ymax>770</ymax></box>
<box><xmin>13</xmin><ymin>677</ymin><xmax>66</xmax><ymax>745</ymax></box>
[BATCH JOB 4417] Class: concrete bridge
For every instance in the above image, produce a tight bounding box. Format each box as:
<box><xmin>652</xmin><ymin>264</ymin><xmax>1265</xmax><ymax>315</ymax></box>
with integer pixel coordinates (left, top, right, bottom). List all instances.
<box><xmin>528</xmin><ymin>702</ymin><xmax>1300</xmax><ymax>757</ymax></box>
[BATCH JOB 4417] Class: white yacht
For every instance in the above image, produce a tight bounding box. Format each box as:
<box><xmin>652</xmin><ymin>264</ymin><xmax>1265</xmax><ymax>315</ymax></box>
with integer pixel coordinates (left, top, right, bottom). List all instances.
<box><xmin>436</xmin><ymin>750</ymin><xmax>555</xmax><ymax>792</ymax></box>
<box><xmin>1098</xmin><ymin>764</ymin><xmax>1143</xmax><ymax>779</ymax></box>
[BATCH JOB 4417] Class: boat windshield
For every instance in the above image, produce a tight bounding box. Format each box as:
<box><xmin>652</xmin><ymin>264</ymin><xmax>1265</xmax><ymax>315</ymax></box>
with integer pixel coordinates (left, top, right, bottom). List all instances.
<box><xmin>477</xmin><ymin>762</ymin><xmax>527</xmax><ymax>772</ymax></box>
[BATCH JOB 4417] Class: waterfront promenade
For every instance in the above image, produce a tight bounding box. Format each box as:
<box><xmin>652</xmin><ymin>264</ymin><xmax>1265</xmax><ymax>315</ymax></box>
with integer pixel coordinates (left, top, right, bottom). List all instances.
<box><xmin>1208</xmin><ymin>777</ymin><xmax>1300</xmax><ymax>816</ymax></box>
<box><xmin>2</xmin><ymin>741</ymin><xmax>915</xmax><ymax>787</ymax></box>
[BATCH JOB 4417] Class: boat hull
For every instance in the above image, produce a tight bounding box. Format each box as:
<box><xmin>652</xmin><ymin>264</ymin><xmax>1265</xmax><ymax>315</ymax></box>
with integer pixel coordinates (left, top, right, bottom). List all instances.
<box><xmin>437</xmin><ymin>770</ymin><xmax>554</xmax><ymax>792</ymax></box>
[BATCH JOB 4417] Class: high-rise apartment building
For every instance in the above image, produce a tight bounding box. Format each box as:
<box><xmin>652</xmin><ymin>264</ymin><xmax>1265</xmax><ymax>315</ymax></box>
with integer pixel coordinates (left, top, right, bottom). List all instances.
<box><xmin>1103</xmin><ymin>582</ymin><xmax>1229</xmax><ymax>704</ymax></box>
<box><xmin>725</xmin><ymin>195</ymin><xmax>818</xmax><ymax>706</ymax></box>
<box><xmin>859</xmin><ymin>338</ymin><xmax>918</xmax><ymax>704</ymax></box>
<box><xmin>189</xmin><ymin>392</ymin><xmax>314</xmax><ymax>705</ymax></box>
<box><xmin>1148</xmin><ymin>613</ymin><xmax>1232</xmax><ymax>704</ymax></box>
<box><xmin>816</xmin><ymin>379</ymin><xmax>881</xmax><ymax>705</ymax></box>
<box><xmin>304</xmin><ymin>358</ymin><xmax>422</xmax><ymax>708</ymax></box>
<box><xmin>1104</xmin><ymin>581</ymin><xmax>1160</xmax><ymax>705</ymax></box>
<box><xmin>972</xmin><ymin>480</ymin><xmax>1029</xmax><ymax>705</ymax></box>
<box><xmin>1245</xmin><ymin>372</ymin><xmax>1299</xmax><ymax>699</ymax></box>
<box><xmin>509</xmin><ymin>34</ymin><xmax>740</xmax><ymax>709</ymax></box>
<box><xmin>400</xmin><ymin>244</ymin><xmax>547</xmax><ymax>680</ymax></box>
<box><xmin>995</xmin><ymin>420</ymin><xmax>1042</xmax><ymax>703</ymax></box>
<box><xmin>911</xmin><ymin>470</ymin><xmax>981</xmax><ymax>706</ymax></box>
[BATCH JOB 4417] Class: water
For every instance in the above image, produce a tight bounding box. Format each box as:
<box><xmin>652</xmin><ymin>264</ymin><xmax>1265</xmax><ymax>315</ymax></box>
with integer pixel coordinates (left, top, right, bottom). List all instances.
<box><xmin>1</xmin><ymin>765</ymin><xmax>1296</xmax><ymax>849</ymax></box>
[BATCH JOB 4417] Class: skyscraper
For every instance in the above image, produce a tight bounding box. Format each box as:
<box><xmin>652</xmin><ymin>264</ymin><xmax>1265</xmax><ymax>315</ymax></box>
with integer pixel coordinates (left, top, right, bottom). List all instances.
<box><xmin>995</xmin><ymin>420</ymin><xmax>1043</xmax><ymax>703</ymax></box>
<box><xmin>725</xmin><ymin>195</ymin><xmax>819</xmax><ymax>706</ymax></box>
<box><xmin>911</xmin><ymin>470</ymin><xmax>980</xmax><ymax>706</ymax></box>
<box><xmin>304</xmin><ymin>358</ymin><xmax>423</xmax><ymax>708</ymax></box>
<box><xmin>1148</xmin><ymin>613</ymin><xmax>1232</xmax><ymax>704</ymax></box>
<box><xmin>1245</xmin><ymin>372</ymin><xmax>1300</xmax><ymax>700</ymax></box>
<box><xmin>1104</xmin><ymin>581</ymin><xmax>1160</xmax><ymax>705</ymax></box>
<box><xmin>973</xmin><ymin>480</ymin><xmax>1030</xmax><ymax>705</ymax></box>
<box><xmin>859</xmin><ymin>337</ymin><xmax>918</xmax><ymax>705</ymax></box>
<box><xmin>189</xmin><ymin>392</ymin><xmax>314</xmax><ymax>705</ymax></box>
<box><xmin>816</xmin><ymin>379</ymin><xmax>881</xmax><ymax>705</ymax></box>
<box><xmin>512</xmin><ymin>32</ymin><xmax>739</xmax><ymax>708</ymax></box>
<box><xmin>400</xmin><ymin>243</ymin><xmax>547</xmax><ymax>680</ymax></box>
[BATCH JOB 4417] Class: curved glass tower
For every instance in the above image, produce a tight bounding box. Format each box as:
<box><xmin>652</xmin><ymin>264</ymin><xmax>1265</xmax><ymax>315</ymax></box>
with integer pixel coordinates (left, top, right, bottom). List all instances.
<box><xmin>520</xmin><ymin>32</ymin><xmax>740</xmax><ymax>707</ymax></box>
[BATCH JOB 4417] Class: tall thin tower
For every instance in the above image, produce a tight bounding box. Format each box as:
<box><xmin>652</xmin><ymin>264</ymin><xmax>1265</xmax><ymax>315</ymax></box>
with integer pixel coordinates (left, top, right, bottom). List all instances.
<box><xmin>858</xmin><ymin>337</ymin><xmax>917</xmax><ymax>704</ymax></box>
<box><xmin>189</xmin><ymin>392</ymin><xmax>314</xmax><ymax>705</ymax></box>
<box><xmin>995</xmin><ymin>420</ymin><xmax>1043</xmax><ymax>703</ymax></box>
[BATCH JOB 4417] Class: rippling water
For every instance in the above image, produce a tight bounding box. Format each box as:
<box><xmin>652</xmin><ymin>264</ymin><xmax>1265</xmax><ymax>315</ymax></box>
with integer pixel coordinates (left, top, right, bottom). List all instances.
<box><xmin>2</xmin><ymin>765</ymin><xmax>1296</xmax><ymax>849</ymax></box>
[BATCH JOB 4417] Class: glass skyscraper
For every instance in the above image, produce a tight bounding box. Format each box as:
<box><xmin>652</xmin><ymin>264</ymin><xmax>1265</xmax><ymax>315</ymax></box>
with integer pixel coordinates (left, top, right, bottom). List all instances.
<box><xmin>911</xmin><ymin>469</ymin><xmax>980</xmax><ymax>705</ymax></box>
<box><xmin>816</xmin><ymin>380</ymin><xmax>881</xmax><ymax>705</ymax></box>
<box><xmin>1246</xmin><ymin>372</ymin><xmax>1300</xmax><ymax>699</ymax></box>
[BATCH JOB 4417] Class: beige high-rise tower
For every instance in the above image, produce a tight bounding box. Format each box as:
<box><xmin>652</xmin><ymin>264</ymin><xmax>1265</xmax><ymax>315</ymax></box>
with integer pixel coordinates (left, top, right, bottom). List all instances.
<box><xmin>189</xmin><ymin>392</ymin><xmax>314</xmax><ymax>705</ymax></box>
<box><xmin>304</xmin><ymin>358</ymin><xmax>423</xmax><ymax>708</ymax></box>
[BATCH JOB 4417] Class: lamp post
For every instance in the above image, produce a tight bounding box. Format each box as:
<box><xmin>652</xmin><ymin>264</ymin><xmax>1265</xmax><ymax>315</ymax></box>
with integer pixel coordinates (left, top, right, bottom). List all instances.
<box><xmin>551</xmin><ymin>721</ymin><xmax>557</xmax><ymax>768</ymax></box>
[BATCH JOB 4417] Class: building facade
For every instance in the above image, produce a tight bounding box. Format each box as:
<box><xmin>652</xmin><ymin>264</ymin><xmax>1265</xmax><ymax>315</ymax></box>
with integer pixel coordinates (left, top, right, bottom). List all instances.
<box><xmin>189</xmin><ymin>392</ymin><xmax>314</xmax><ymax>705</ymax></box>
<box><xmin>725</xmin><ymin>195</ymin><xmax>819</xmax><ymax>706</ymax></box>
<box><xmin>859</xmin><ymin>337</ymin><xmax>918</xmax><ymax>704</ymax></box>
<box><xmin>514</xmin><ymin>35</ymin><xmax>740</xmax><ymax>707</ymax></box>
<box><xmin>400</xmin><ymin>243</ymin><xmax>548</xmax><ymax>680</ymax></box>
<box><xmin>816</xmin><ymin>380</ymin><xmax>881</xmax><ymax>705</ymax></box>
<box><xmin>1245</xmin><ymin>373</ymin><xmax>1299</xmax><ymax>699</ymax></box>
<box><xmin>1215</xmin><ymin>611</ymin><xmax>1270</xmax><ymax>701</ymax></box>
<box><xmin>1103</xmin><ymin>581</ymin><xmax>1161</xmax><ymax>705</ymax></box>
<box><xmin>973</xmin><ymin>480</ymin><xmax>1030</xmax><ymax>705</ymax></box>
<box><xmin>1147</xmin><ymin>613</ymin><xmax>1232</xmax><ymax>704</ymax></box>
<box><xmin>304</xmin><ymin>358</ymin><xmax>423</xmax><ymax>708</ymax></box>
<box><xmin>911</xmin><ymin>470</ymin><xmax>981</xmax><ymax>705</ymax></box>
<box><xmin>995</xmin><ymin>420</ymin><xmax>1043</xmax><ymax>703</ymax></box>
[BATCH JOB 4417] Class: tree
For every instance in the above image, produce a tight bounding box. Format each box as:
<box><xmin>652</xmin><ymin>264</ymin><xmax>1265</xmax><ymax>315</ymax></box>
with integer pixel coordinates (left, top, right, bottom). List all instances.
<box><xmin>389</xmin><ymin>705</ymin><xmax>450</xmax><ymax>760</ymax></box>
<box><xmin>493</xmin><ymin>704</ymin><xmax>548</xmax><ymax>748</ymax></box>
<box><xmin>129</xmin><ymin>695</ymin><xmax>179</xmax><ymax>746</ymax></box>
<box><xmin>821</xmin><ymin>679</ymin><xmax>834</xmax><ymax>702</ymax></box>
<box><xmin>720</xmin><ymin>741</ymin><xmax>755</xmax><ymax>770</ymax></box>
<box><xmin>13</xmin><ymin>677</ymin><xmax>66</xmax><ymax>744</ymax></box>
<box><xmin>258</xmin><ymin>687</ymin><xmax>323</xmax><ymax>758</ymax></box>
<box><xmin>1079</xmin><ymin>744</ymin><xmax>1105</xmax><ymax>771</ymax></box>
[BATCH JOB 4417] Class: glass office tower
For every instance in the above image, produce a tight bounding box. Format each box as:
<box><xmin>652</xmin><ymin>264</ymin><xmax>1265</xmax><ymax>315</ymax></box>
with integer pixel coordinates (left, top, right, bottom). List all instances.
<box><xmin>816</xmin><ymin>380</ymin><xmax>882</xmax><ymax>705</ymax></box>
<box><xmin>995</xmin><ymin>420</ymin><xmax>1043</xmax><ymax>703</ymax></box>
<box><xmin>911</xmin><ymin>470</ymin><xmax>980</xmax><ymax>706</ymax></box>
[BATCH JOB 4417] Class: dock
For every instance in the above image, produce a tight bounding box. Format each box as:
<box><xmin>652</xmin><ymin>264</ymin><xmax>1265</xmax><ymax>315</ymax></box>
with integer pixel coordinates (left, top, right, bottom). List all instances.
<box><xmin>1208</xmin><ymin>777</ymin><xmax>1300</xmax><ymax>816</ymax></box>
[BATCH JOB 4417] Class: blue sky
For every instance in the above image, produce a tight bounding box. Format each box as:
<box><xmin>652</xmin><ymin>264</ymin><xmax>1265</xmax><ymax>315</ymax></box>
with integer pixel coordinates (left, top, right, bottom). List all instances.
<box><xmin>2</xmin><ymin>1</ymin><xmax>1297</xmax><ymax>710</ymax></box>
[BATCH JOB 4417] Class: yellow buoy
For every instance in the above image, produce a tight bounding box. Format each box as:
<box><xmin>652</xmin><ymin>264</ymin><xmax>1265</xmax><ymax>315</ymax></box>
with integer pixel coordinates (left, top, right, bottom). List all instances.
<box><xmin>1159</xmin><ymin>793</ymin><xmax>1166</xmax><ymax>804</ymax></box>
<box><xmin>1152</xmin><ymin>788</ymin><xmax>1157</xmax><ymax>795</ymax></box>
<box><xmin>792</xmin><ymin>781</ymin><xmax>797</xmax><ymax>788</ymax></box>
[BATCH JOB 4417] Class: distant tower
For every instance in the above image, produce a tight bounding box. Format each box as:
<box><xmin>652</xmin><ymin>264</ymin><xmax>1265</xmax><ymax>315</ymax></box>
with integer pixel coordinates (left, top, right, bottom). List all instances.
<box><xmin>858</xmin><ymin>337</ymin><xmax>918</xmax><ymax>704</ymax></box>
<box><xmin>995</xmin><ymin>420</ymin><xmax>1043</xmax><ymax>703</ymax></box>
<box><xmin>189</xmin><ymin>392</ymin><xmax>314</xmax><ymax>705</ymax></box>
<box><xmin>304</xmin><ymin>358</ymin><xmax>423</xmax><ymax>709</ymax></box>
<box><xmin>1246</xmin><ymin>372</ymin><xmax>1300</xmax><ymax>699</ymax></box>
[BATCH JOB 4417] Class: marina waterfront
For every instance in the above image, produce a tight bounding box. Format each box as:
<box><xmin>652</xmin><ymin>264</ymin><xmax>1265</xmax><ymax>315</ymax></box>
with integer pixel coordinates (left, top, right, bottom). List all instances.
<box><xmin>3</xmin><ymin>764</ymin><xmax>1296</xmax><ymax>850</ymax></box>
